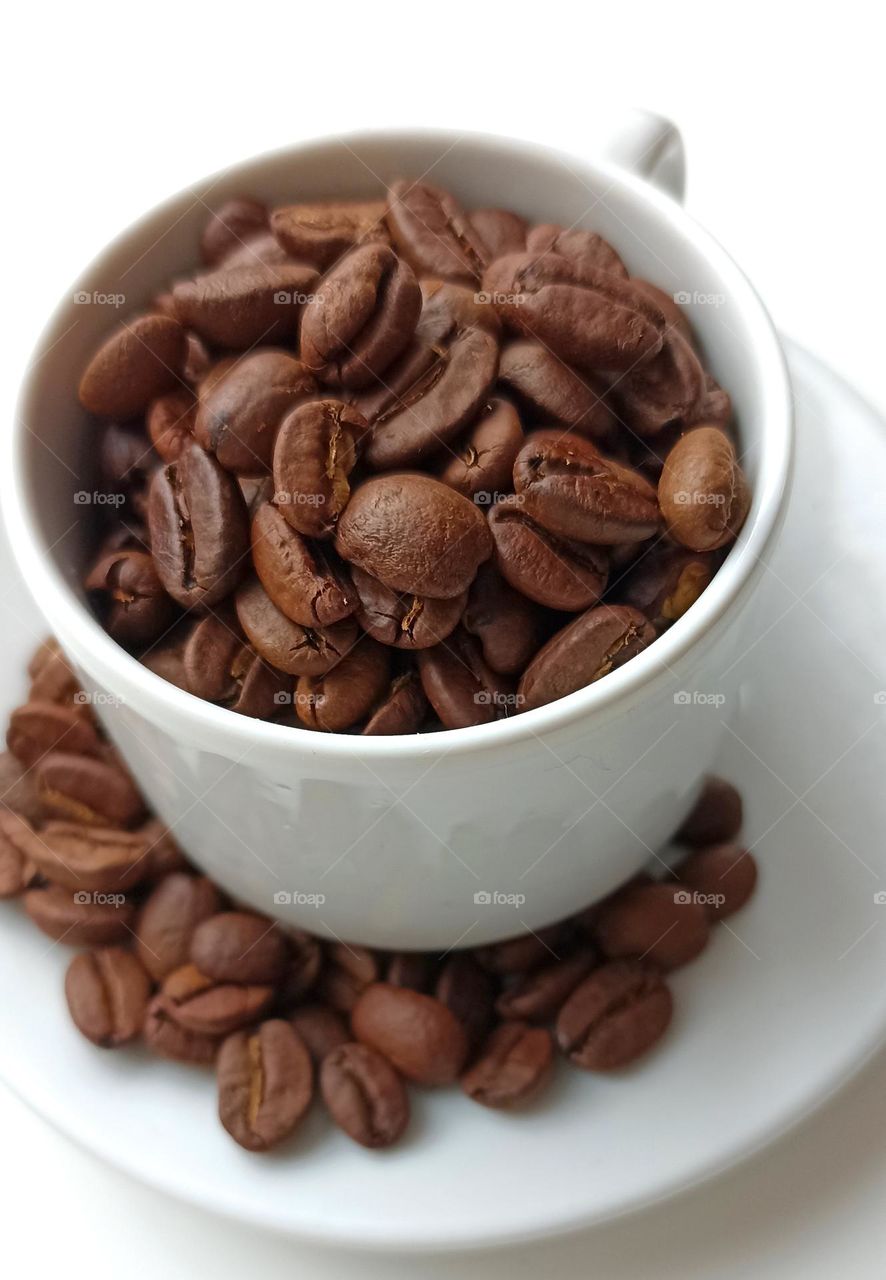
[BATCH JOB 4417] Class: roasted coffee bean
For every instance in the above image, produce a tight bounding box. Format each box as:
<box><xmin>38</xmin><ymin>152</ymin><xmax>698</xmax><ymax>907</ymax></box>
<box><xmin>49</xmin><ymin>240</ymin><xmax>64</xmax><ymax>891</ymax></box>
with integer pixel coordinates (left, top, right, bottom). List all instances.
<box><xmin>319</xmin><ymin>943</ymin><xmax>380</xmax><ymax>1014</ymax></box>
<box><xmin>362</xmin><ymin>325</ymin><xmax>499</xmax><ymax>470</ymax></box>
<box><xmin>631</xmin><ymin>279</ymin><xmax>693</xmax><ymax>344</ymax></box>
<box><xmin>618</xmin><ymin>545</ymin><xmax>718</xmax><ymax>630</ymax></box>
<box><xmin>336</xmin><ymin>474</ymin><xmax>492</xmax><ymax>599</ymax></box>
<box><xmin>488</xmin><ymin>496</ymin><xmax>609</xmax><ymax>612</ymax></box>
<box><xmin>417</xmin><ymin>629</ymin><xmax>514</xmax><ymax>728</ymax></box>
<box><xmin>159</xmin><ymin>963</ymin><xmax>274</xmax><ymax>1035</ymax></box>
<box><xmin>84</xmin><ymin>549</ymin><xmax>175</xmax><ymax>646</ymax></box>
<box><xmin>7</xmin><ymin>700</ymin><xmax>102</xmax><ymax>768</ymax></box>
<box><xmin>148</xmin><ymin>441</ymin><xmax>250</xmax><ymax>608</ymax></box>
<box><xmin>386</xmin><ymin>952</ymin><xmax>434</xmax><ymax>991</ymax></box>
<box><xmin>475</xmin><ymin>924</ymin><xmax>568</xmax><ymax>975</ymax></box>
<box><xmin>659</xmin><ymin>426</ymin><xmax>750</xmax><ymax>551</ymax></box>
<box><xmin>462</xmin><ymin>563</ymin><xmax>543</xmax><ymax>675</ymax></box>
<box><xmin>350</xmin><ymin>338</ymin><xmax>438</xmax><ymax>425</ymax></box>
<box><xmin>183</xmin><ymin>610</ymin><xmax>289</xmax><ymax>717</ymax></box>
<box><xmin>271</xmin><ymin>200</ymin><xmax>388</xmax><ymax>268</ymax></box>
<box><xmin>616</xmin><ymin>328</ymin><xmax>705</xmax><ymax>435</ymax></box>
<box><xmin>519</xmin><ymin>605</ymin><xmax>656</xmax><ymax>711</ymax></box>
<box><xmin>252</xmin><ymin>502</ymin><xmax>356</xmax><ymax>627</ymax></box>
<box><xmin>27</xmin><ymin>639</ymin><xmax>80</xmax><ymax>708</ymax></box>
<box><xmin>217</xmin><ymin>1019</ymin><xmax>313</xmax><ymax>1151</ymax></box>
<box><xmin>592</xmin><ymin>882</ymin><xmax>709</xmax><ymax>969</ymax></box>
<box><xmin>513</xmin><ymin>433</ymin><xmax>660</xmax><ymax>545</ymax></box>
<box><xmin>235</xmin><ymin>575</ymin><xmax>358</xmax><ymax>676</ymax></box>
<box><xmin>272</xmin><ymin>399</ymin><xmax>368</xmax><ymax>538</ymax></box>
<box><xmin>525</xmin><ymin>223</ymin><xmax>629</xmax><ymax>278</ymax></box>
<box><xmin>352</xmin><ymin>983</ymin><xmax>469</xmax><ymax>1086</ymax></box>
<box><xmin>362</xmin><ymin>670</ymin><xmax>428</xmax><ymax>735</ymax></box>
<box><xmin>417</xmin><ymin>278</ymin><xmax>501</xmax><ymax>345</ymax></box>
<box><xmin>434</xmin><ymin>954</ymin><xmax>497</xmax><ymax>1050</ymax></box>
<box><xmin>300</xmin><ymin>242</ymin><xmax>421</xmax><ymax>388</ymax></box>
<box><xmin>690</xmin><ymin>373</ymin><xmax>732</xmax><ymax>429</ymax></box>
<box><xmin>65</xmin><ymin>947</ymin><xmax>151</xmax><ymax>1047</ymax></box>
<box><xmin>675</xmin><ymin>844</ymin><xmax>757</xmax><ymax>920</ymax></box>
<box><xmin>351</xmin><ymin>566</ymin><xmax>465</xmax><ymax>650</ymax></box>
<box><xmin>223</xmin><ymin>231</ymin><xmax>294</xmax><ymax>270</ymax></box>
<box><xmin>79</xmin><ymin>314</ymin><xmax>187</xmax><ymax>418</ymax></box>
<box><xmin>20</xmin><ymin>821</ymin><xmax>149</xmax><ymax>893</ymax></box>
<box><xmin>556</xmin><ymin>960</ymin><xmax>673</xmax><ymax>1070</ymax></box>
<box><xmin>147</xmin><ymin>387</ymin><xmax>197</xmax><ymax>462</ymax></box>
<box><xmin>0</xmin><ymin>752</ymin><xmax>47</xmax><ymax>826</ymax></box>
<box><xmin>190</xmin><ymin>912</ymin><xmax>288</xmax><ymax>985</ymax></box>
<box><xmin>386</xmin><ymin>180</ymin><xmax>487</xmax><ymax>282</ymax></box>
<box><xmin>495</xmin><ymin>949</ymin><xmax>596</xmax><ymax>1022</ymax></box>
<box><xmin>35</xmin><ymin>752</ymin><xmax>144</xmax><ymax>827</ymax></box>
<box><xmin>295</xmin><ymin>638</ymin><xmax>390</xmax><ymax>731</ymax></box>
<box><xmin>482</xmin><ymin>252</ymin><xmax>664</xmax><ymax>373</ymax></box>
<box><xmin>469</xmin><ymin>207</ymin><xmax>528</xmax><ymax>258</ymax></box>
<box><xmin>137</xmin><ymin>819</ymin><xmax>186</xmax><ymax>880</ymax></box>
<box><xmin>438</xmin><ymin>398</ymin><xmax>523</xmax><ymax>499</ymax></box>
<box><xmin>461</xmin><ymin>1021</ymin><xmax>554</xmax><ymax>1108</ymax></box>
<box><xmin>195</xmin><ymin>349</ymin><xmax>316</xmax><ymax>475</ymax></box>
<box><xmin>143</xmin><ymin>994</ymin><xmax>220</xmax><ymax>1065</ymax></box>
<box><xmin>138</xmin><ymin>634</ymin><xmax>191</xmax><ymax>691</ymax></box>
<box><xmin>97</xmin><ymin>421</ymin><xmax>155</xmax><ymax>502</ymax></box>
<box><xmin>23</xmin><ymin>883</ymin><xmax>135</xmax><ymax>945</ymax></box>
<box><xmin>498</xmin><ymin>340</ymin><xmax>615</xmax><ymax>438</ymax></box>
<box><xmin>0</xmin><ymin>811</ymin><xmax>39</xmax><ymax>897</ymax></box>
<box><xmin>200</xmin><ymin>197</ymin><xmax>269</xmax><ymax>266</ymax></box>
<box><xmin>171</xmin><ymin>262</ymin><xmax>319</xmax><ymax>349</ymax></box>
<box><xmin>275</xmin><ymin>929</ymin><xmax>323</xmax><ymax>1004</ymax></box>
<box><xmin>676</xmin><ymin>776</ymin><xmax>743</xmax><ymax>846</ymax></box>
<box><xmin>134</xmin><ymin>871</ymin><xmax>221</xmax><ymax>980</ymax></box>
<box><xmin>289</xmin><ymin>1004</ymin><xmax>349</xmax><ymax>1063</ymax></box>
<box><xmin>321</xmin><ymin>1042</ymin><xmax>410</xmax><ymax>1148</ymax></box>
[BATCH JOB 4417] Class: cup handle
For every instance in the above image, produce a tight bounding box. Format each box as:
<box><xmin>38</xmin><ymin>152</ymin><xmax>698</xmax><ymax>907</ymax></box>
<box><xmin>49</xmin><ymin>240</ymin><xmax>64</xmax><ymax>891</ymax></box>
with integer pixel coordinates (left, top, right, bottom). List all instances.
<box><xmin>593</xmin><ymin>109</ymin><xmax>686</xmax><ymax>204</ymax></box>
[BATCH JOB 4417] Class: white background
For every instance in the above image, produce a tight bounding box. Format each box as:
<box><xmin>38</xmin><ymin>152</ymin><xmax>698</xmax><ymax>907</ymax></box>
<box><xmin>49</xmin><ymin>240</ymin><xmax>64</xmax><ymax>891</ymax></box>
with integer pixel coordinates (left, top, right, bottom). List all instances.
<box><xmin>2</xmin><ymin>1</ymin><xmax>885</xmax><ymax>1274</ymax></box>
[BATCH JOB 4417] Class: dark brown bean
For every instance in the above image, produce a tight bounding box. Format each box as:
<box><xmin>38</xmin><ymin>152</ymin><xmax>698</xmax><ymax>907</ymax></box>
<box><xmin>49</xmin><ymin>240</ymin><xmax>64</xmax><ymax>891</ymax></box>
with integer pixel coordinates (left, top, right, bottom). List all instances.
<box><xmin>470</xmin><ymin>207</ymin><xmax>528</xmax><ymax>258</ymax></box>
<box><xmin>289</xmin><ymin>1004</ymin><xmax>350</xmax><ymax>1064</ymax></box>
<box><xmin>134</xmin><ymin>872</ymin><xmax>221</xmax><ymax>981</ymax></box>
<box><xmin>416</xmin><ymin>278</ymin><xmax>501</xmax><ymax>345</ymax></box>
<box><xmin>525</xmin><ymin>224</ymin><xmax>628</xmax><ymax>278</ymax></box>
<box><xmin>320</xmin><ymin>1042</ymin><xmax>410</xmax><ymax>1148</ymax></box>
<box><xmin>556</xmin><ymin>960</ymin><xmax>673</xmax><ymax>1070</ymax></box>
<box><xmin>498</xmin><ymin>340</ymin><xmax>615</xmax><ymax>438</ymax></box>
<box><xmin>147</xmin><ymin>387</ymin><xmax>197</xmax><ymax>462</ymax></box>
<box><xmin>618</xmin><ymin>545</ymin><xmax>718</xmax><ymax>630</ymax></box>
<box><xmin>675</xmin><ymin>843</ymin><xmax>758</xmax><ymax>919</ymax></box>
<box><xmin>495</xmin><ymin>949</ymin><xmax>596</xmax><ymax>1021</ymax></box>
<box><xmin>631</xmin><ymin>279</ymin><xmax>693</xmax><ymax>343</ymax></box>
<box><xmin>386</xmin><ymin>180</ymin><xmax>487</xmax><ymax>282</ymax></box>
<box><xmin>217</xmin><ymin>1019</ymin><xmax>313</xmax><ymax>1151</ymax></box>
<box><xmin>460</xmin><ymin>1021</ymin><xmax>554</xmax><ymax>1108</ymax></box>
<box><xmin>417</xmin><ymin>629</ymin><xmax>515</xmax><ymax>728</ymax></box>
<box><xmin>352</xmin><ymin>983</ymin><xmax>469</xmax><ymax>1086</ymax></box>
<box><xmin>271</xmin><ymin>200</ymin><xmax>388</xmax><ymax>268</ymax></box>
<box><xmin>519</xmin><ymin>604</ymin><xmax>656</xmax><ymax>711</ymax></box>
<box><xmin>7</xmin><ymin>701</ymin><xmax>102</xmax><ymax>769</ymax></box>
<box><xmin>190</xmin><ymin>911</ymin><xmax>288</xmax><ymax>984</ymax></box>
<box><xmin>171</xmin><ymin>262</ymin><xmax>319</xmax><ymax>349</ymax></box>
<box><xmin>137</xmin><ymin>819</ymin><xmax>187</xmax><ymax>880</ymax></box>
<box><xmin>79</xmin><ymin>314</ymin><xmax>187</xmax><ymax>418</ymax></box>
<box><xmin>0</xmin><ymin>811</ymin><xmax>39</xmax><ymax>898</ymax></box>
<box><xmin>462</xmin><ymin>563</ymin><xmax>544</xmax><ymax>675</ymax></box>
<box><xmin>488</xmin><ymin>496</ymin><xmax>609</xmax><ymax>612</ymax></box>
<box><xmin>295</xmin><ymin>638</ymin><xmax>390</xmax><ymax>732</ymax></box>
<box><xmin>434</xmin><ymin>954</ymin><xmax>497</xmax><ymax>1051</ymax></box>
<box><xmin>659</xmin><ymin>427</ymin><xmax>750</xmax><ymax>551</ymax></box>
<box><xmin>319</xmin><ymin>944</ymin><xmax>380</xmax><ymax>1014</ymax></box>
<box><xmin>676</xmin><ymin>776</ymin><xmax>744</xmax><ymax>846</ymax></box>
<box><xmin>27</xmin><ymin>640</ymin><xmax>80</xmax><ymax>708</ymax></box>
<box><xmin>23</xmin><ymin>883</ymin><xmax>136</xmax><ymax>946</ymax></box>
<box><xmin>351</xmin><ymin>566</ymin><xmax>466</xmax><ymax>650</ymax></box>
<box><xmin>143</xmin><ymin>994</ymin><xmax>220</xmax><ymax>1065</ymax></box>
<box><xmin>84</xmin><ymin>549</ymin><xmax>175</xmax><ymax>646</ymax></box>
<box><xmin>275</xmin><ymin>930</ymin><xmax>324</xmax><ymax>1005</ymax></box>
<box><xmin>183</xmin><ymin>610</ymin><xmax>289</xmax><ymax>717</ymax></box>
<box><xmin>272</xmin><ymin>399</ymin><xmax>368</xmax><ymax>538</ymax></box>
<box><xmin>361</xmin><ymin>670</ymin><xmax>428</xmax><ymax>735</ymax></box>
<box><xmin>251</xmin><ymin>503</ymin><xmax>357</xmax><ymax>627</ymax></box>
<box><xmin>65</xmin><ymin>947</ymin><xmax>151</xmax><ymax>1047</ymax></box>
<box><xmin>35</xmin><ymin>752</ymin><xmax>144</xmax><ymax>827</ymax></box>
<box><xmin>474</xmin><ymin>924</ymin><xmax>569</xmax><ymax>975</ymax></box>
<box><xmin>592</xmin><ymin>882</ymin><xmax>710</xmax><ymax>969</ymax></box>
<box><xmin>235</xmin><ymin>575</ymin><xmax>358</xmax><ymax>676</ymax></box>
<box><xmin>438</xmin><ymin>398</ymin><xmax>523</xmax><ymax>500</ymax></box>
<box><xmin>200</xmin><ymin>197</ymin><xmax>269</xmax><ymax>266</ymax></box>
<box><xmin>19</xmin><ymin>820</ymin><xmax>149</xmax><ymax>892</ymax></box>
<box><xmin>617</xmin><ymin>328</ymin><xmax>705</xmax><ymax>435</ymax></box>
<box><xmin>159</xmin><ymin>963</ymin><xmax>274</xmax><ymax>1035</ymax></box>
<box><xmin>386</xmin><ymin>952</ymin><xmax>434</xmax><ymax>991</ymax></box>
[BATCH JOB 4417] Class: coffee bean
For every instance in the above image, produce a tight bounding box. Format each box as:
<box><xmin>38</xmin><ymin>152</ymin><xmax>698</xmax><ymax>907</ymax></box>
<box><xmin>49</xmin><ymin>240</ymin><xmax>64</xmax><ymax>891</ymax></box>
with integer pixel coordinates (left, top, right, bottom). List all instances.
<box><xmin>301</xmin><ymin>242</ymin><xmax>421</xmax><ymax>388</ymax></box>
<box><xmin>200</xmin><ymin>197</ymin><xmax>269</xmax><ymax>266</ymax></box>
<box><xmin>319</xmin><ymin>944</ymin><xmax>380</xmax><ymax>1014</ymax></box>
<box><xmin>296</xmin><ymin>638</ymin><xmax>390</xmax><ymax>732</ymax></box>
<box><xmin>417</xmin><ymin>629</ymin><xmax>514</xmax><ymax>729</ymax></box>
<box><xmin>183</xmin><ymin>610</ymin><xmax>289</xmax><ymax>717</ymax></box>
<box><xmin>434</xmin><ymin>954</ymin><xmax>497</xmax><ymax>1050</ymax></box>
<box><xmin>556</xmin><ymin>960</ymin><xmax>673</xmax><ymax>1070</ymax></box>
<box><xmin>386</xmin><ymin>952</ymin><xmax>434</xmax><ymax>991</ymax></box>
<box><xmin>84</xmin><ymin>549</ymin><xmax>175</xmax><ymax>646</ymax></box>
<box><xmin>27</xmin><ymin>639</ymin><xmax>80</xmax><ymax>708</ymax></box>
<box><xmin>172</xmin><ymin>262</ymin><xmax>319</xmax><ymax>349</ymax></box>
<box><xmin>691</xmin><ymin>374</ymin><xmax>733</xmax><ymax>429</ymax></box>
<box><xmin>513</xmin><ymin>433</ymin><xmax>660</xmax><ymax>545</ymax></box>
<box><xmin>64</xmin><ymin>947</ymin><xmax>151</xmax><ymax>1047</ymax></box>
<box><xmin>194</xmin><ymin>349</ymin><xmax>317</xmax><ymax>474</ymax></box>
<box><xmin>0</xmin><ymin>752</ymin><xmax>47</xmax><ymax>827</ymax></box>
<box><xmin>223</xmin><ymin>232</ymin><xmax>294</xmax><ymax>269</ymax></box>
<box><xmin>617</xmin><ymin>329</ymin><xmax>706</xmax><ymax>435</ymax></box>
<box><xmin>0</xmin><ymin>812</ymin><xmax>39</xmax><ymax>897</ymax></box>
<box><xmin>79</xmin><ymin>314</ymin><xmax>187</xmax><ymax>418</ymax></box>
<box><xmin>676</xmin><ymin>776</ymin><xmax>744</xmax><ymax>845</ymax></box>
<box><xmin>495</xmin><ymin>949</ymin><xmax>596</xmax><ymax>1022</ymax></box>
<box><xmin>289</xmin><ymin>1005</ymin><xmax>349</xmax><ymax>1063</ymax></box>
<box><xmin>461</xmin><ymin>1021</ymin><xmax>554</xmax><ymax>1108</ymax></box>
<box><xmin>469</xmin><ymin>207</ymin><xmax>528</xmax><ymax>258</ymax></box>
<box><xmin>20</xmin><ymin>821</ymin><xmax>149</xmax><ymax>893</ymax></box>
<box><xmin>271</xmin><ymin>200</ymin><xmax>388</xmax><ymax>268</ymax></box>
<box><xmin>137</xmin><ymin>819</ymin><xmax>186</xmax><ymax>880</ymax></box>
<box><xmin>525</xmin><ymin>224</ymin><xmax>629</xmax><ymax>278</ymax></box>
<box><xmin>190</xmin><ymin>911</ymin><xmax>288</xmax><ymax>984</ymax></box>
<box><xmin>618</xmin><ymin>545</ymin><xmax>718</xmax><ymax>630</ymax></box>
<box><xmin>488</xmin><ymin>496</ymin><xmax>609</xmax><ymax>612</ymax></box>
<box><xmin>272</xmin><ymin>399</ymin><xmax>368</xmax><ymax>538</ymax></box>
<box><xmin>362</xmin><ymin>670</ymin><xmax>428</xmax><ymax>735</ymax></box>
<box><xmin>235</xmin><ymin>575</ymin><xmax>358</xmax><ymax>676</ymax></box>
<box><xmin>386</xmin><ymin>180</ymin><xmax>487</xmax><ymax>282</ymax></box>
<box><xmin>276</xmin><ymin>930</ymin><xmax>324</xmax><ymax>1005</ymax></box>
<box><xmin>159</xmin><ymin>963</ymin><xmax>274</xmax><ymax>1035</ymax></box>
<box><xmin>147</xmin><ymin>387</ymin><xmax>197</xmax><ymax>462</ymax></box>
<box><xmin>336</xmin><ymin>474</ymin><xmax>492</xmax><ymax>599</ymax></box>
<box><xmin>23</xmin><ymin>883</ymin><xmax>135</xmax><ymax>945</ymax></box>
<box><xmin>675</xmin><ymin>844</ymin><xmax>758</xmax><ymax>919</ymax></box>
<box><xmin>7</xmin><ymin>701</ymin><xmax>102</xmax><ymax>769</ymax></box>
<box><xmin>659</xmin><ymin>426</ymin><xmax>750</xmax><ymax>551</ymax></box>
<box><xmin>498</xmin><ymin>341</ymin><xmax>615</xmax><ymax>438</ymax></box>
<box><xmin>321</xmin><ymin>1042</ymin><xmax>410</xmax><ymax>1148</ymax></box>
<box><xmin>519</xmin><ymin>605</ymin><xmax>656</xmax><ymax>711</ymax></box>
<box><xmin>351</xmin><ymin>566</ymin><xmax>466</xmax><ymax>650</ymax></box>
<box><xmin>462</xmin><ymin>563</ymin><xmax>543</xmax><ymax>675</ymax></box>
<box><xmin>138</xmin><ymin>633</ymin><xmax>190</xmax><ymax>691</ymax></box>
<box><xmin>474</xmin><ymin>924</ymin><xmax>568</xmax><ymax>975</ymax></box>
<box><xmin>148</xmin><ymin>441</ymin><xmax>250</xmax><ymax>608</ymax></box>
<box><xmin>134</xmin><ymin>872</ymin><xmax>221</xmax><ymax>980</ymax></box>
<box><xmin>592</xmin><ymin>882</ymin><xmax>710</xmax><ymax>969</ymax></box>
<box><xmin>35</xmin><ymin>752</ymin><xmax>144</xmax><ymax>827</ymax></box>
<box><xmin>217</xmin><ymin>1019</ymin><xmax>313</xmax><ymax>1151</ymax></box>
<box><xmin>143</xmin><ymin>994</ymin><xmax>220</xmax><ymax>1064</ymax></box>
<box><xmin>252</xmin><ymin>503</ymin><xmax>356</xmax><ymax>628</ymax></box>
<box><xmin>439</xmin><ymin>398</ymin><xmax>523</xmax><ymax>499</ymax></box>
<box><xmin>631</xmin><ymin>279</ymin><xmax>693</xmax><ymax>343</ymax></box>
<box><xmin>352</xmin><ymin>983</ymin><xmax>469</xmax><ymax>1086</ymax></box>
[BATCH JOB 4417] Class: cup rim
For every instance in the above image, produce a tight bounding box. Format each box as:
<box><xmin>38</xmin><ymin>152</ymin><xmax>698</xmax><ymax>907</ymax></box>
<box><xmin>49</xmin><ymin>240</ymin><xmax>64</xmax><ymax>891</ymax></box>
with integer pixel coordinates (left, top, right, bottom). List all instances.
<box><xmin>6</xmin><ymin>126</ymin><xmax>793</xmax><ymax>762</ymax></box>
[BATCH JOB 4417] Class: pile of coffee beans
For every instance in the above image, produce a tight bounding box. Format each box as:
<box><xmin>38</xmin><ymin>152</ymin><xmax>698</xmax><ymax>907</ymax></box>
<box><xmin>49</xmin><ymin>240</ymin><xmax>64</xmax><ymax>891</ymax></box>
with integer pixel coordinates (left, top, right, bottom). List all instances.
<box><xmin>1</xmin><ymin>638</ymin><xmax>758</xmax><ymax>1151</ymax></box>
<box><xmin>77</xmin><ymin>181</ymin><xmax>750</xmax><ymax>732</ymax></box>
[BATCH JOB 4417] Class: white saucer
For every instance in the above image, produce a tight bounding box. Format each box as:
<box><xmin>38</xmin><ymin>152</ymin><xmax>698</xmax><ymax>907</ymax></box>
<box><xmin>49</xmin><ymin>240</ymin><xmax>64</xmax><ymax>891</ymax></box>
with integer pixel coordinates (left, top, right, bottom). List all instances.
<box><xmin>1</xmin><ymin>340</ymin><xmax>884</xmax><ymax>1252</ymax></box>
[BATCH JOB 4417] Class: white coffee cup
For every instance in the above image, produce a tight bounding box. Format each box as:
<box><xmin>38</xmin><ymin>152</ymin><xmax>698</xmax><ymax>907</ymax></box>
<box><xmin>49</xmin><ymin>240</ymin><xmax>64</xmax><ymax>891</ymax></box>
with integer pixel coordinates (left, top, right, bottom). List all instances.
<box><xmin>5</xmin><ymin>112</ymin><xmax>792</xmax><ymax>949</ymax></box>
